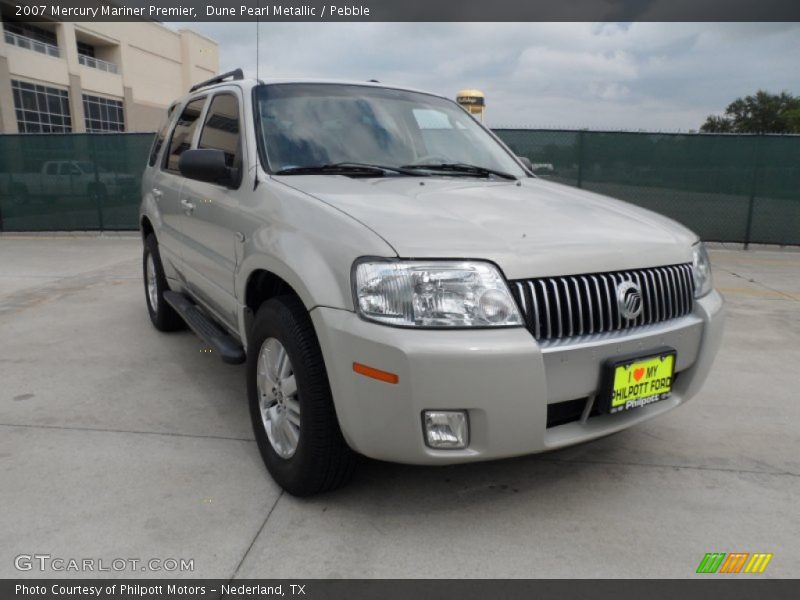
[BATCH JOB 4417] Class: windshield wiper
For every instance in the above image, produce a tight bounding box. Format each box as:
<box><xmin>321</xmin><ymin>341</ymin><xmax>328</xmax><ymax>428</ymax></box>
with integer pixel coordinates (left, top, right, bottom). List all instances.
<box><xmin>275</xmin><ymin>162</ymin><xmax>423</xmax><ymax>177</ymax></box>
<box><xmin>400</xmin><ymin>162</ymin><xmax>517</xmax><ymax>181</ymax></box>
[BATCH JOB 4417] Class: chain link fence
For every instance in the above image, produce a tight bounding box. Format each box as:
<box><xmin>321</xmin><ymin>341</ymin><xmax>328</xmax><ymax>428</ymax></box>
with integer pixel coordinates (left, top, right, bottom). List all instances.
<box><xmin>1</xmin><ymin>130</ymin><xmax>799</xmax><ymax>245</ymax></box>
<box><xmin>495</xmin><ymin>129</ymin><xmax>800</xmax><ymax>245</ymax></box>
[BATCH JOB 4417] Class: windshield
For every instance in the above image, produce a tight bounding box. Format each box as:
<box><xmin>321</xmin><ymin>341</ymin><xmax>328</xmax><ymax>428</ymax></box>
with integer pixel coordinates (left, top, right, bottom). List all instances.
<box><xmin>253</xmin><ymin>83</ymin><xmax>527</xmax><ymax>177</ymax></box>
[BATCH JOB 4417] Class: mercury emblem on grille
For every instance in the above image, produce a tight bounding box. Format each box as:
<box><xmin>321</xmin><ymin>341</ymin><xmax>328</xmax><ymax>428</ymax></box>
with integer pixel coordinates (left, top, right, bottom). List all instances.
<box><xmin>616</xmin><ymin>280</ymin><xmax>643</xmax><ymax>320</ymax></box>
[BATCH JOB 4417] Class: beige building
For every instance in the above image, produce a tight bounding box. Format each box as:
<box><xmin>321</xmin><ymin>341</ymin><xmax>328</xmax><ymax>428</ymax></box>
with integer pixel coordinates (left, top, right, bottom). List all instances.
<box><xmin>0</xmin><ymin>7</ymin><xmax>218</xmax><ymax>133</ymax></box>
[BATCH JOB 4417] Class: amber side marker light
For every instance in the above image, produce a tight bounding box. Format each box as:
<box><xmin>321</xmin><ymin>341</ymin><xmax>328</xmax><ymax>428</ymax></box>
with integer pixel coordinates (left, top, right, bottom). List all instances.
<box><xmin>353</xmin><ymin>362</ymin><xmax>399</xmax><ymax>384</ymax></box>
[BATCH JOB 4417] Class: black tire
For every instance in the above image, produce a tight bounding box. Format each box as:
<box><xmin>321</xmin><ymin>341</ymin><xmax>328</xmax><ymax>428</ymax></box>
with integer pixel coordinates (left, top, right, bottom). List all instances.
<box><xmin>143</xmin><ymin>233</ymin><xmax>186</xmax><ymax>332</ymax></box>
<box><xmin>247</xmin><ymin>296</ymin><xmax>356</xmax><ymax>496</ymax></box>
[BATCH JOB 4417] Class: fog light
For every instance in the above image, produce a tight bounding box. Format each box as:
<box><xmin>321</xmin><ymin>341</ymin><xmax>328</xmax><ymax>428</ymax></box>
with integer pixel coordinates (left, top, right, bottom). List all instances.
<box><xmin>423</xmin><ymin>411</ymin><xmax>469</xmax><ymax>449</ymax></box>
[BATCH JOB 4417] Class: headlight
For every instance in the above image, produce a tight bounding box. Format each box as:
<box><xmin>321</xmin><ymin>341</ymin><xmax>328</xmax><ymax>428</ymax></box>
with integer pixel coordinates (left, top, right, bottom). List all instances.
<box><xmin>692</xmin><ymin>242</ymin><xmax>713</xmax><ymax>298</ymax></box>
<box><xmin>353</xmin><ymin>260</ymin><xmax>523</xmax><ymax>328</ymax></box>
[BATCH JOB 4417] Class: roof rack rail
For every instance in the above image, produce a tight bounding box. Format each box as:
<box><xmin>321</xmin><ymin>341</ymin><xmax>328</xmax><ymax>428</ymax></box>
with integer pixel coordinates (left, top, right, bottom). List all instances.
<box><xmin>189</xmin><ymin>68</ymin><xmax>244</xmax><ymax>93</ymax></box>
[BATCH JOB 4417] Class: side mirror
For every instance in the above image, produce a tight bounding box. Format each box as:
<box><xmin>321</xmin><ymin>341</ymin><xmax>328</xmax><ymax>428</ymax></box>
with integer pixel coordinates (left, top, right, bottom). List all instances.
<box><xmin>517</xmin><ymin>156</ymin><xmax>532</xmax><ymax>171</ymax></box>
<box><xmin>178</xmin><ymin>149</ymin><xmax>235</xmax><ymax>186</ymax></box>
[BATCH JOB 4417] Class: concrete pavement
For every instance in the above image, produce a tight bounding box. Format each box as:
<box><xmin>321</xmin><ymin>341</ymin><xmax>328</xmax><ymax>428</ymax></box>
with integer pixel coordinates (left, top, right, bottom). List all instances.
<box><xmin>0</xmin><ymin>236</ymin><xmax>798</xmax><ymax>578</ymax></box>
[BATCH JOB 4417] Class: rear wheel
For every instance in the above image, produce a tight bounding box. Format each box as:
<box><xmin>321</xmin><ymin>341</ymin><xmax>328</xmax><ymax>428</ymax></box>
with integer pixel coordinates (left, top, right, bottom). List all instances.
<box><xmin>247</xmin><ymin>296</ymin><xmax>356</xmax><ymax>496</ymax></box>
<box><xmin>143</xmin><ymin>234</ymin><xmax>185</xmax><ymax>331</ymax></box>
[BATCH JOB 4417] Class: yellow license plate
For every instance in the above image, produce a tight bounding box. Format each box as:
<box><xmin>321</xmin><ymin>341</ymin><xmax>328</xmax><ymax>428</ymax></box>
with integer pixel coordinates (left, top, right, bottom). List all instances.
<box><xmin>607</xmin><ymin>352</ymin><xmax>675</xmax><ymax>414</ymax></box>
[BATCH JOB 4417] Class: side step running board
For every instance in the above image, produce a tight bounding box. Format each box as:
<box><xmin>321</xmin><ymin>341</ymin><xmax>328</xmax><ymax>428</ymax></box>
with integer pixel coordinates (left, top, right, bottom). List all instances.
<box><xmin>163</xmin><ymin>291</ymin><xmax>245</xmax><ymax>364</ymax></box>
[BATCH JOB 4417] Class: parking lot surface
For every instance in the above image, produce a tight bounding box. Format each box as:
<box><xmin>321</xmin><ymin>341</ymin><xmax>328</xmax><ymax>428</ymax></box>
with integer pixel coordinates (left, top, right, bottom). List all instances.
<box><xmin>1</xmin><ymin>235</ymin><xmax>798</xmax><ymax>578</ymax></box>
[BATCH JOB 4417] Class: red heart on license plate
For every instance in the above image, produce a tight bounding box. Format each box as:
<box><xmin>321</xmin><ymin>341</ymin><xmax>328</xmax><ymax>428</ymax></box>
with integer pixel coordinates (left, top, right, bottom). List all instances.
<box><xmin>634</xmin><ymin>368</ymin><xmax>645</xmax><ymax>381</ymax></box>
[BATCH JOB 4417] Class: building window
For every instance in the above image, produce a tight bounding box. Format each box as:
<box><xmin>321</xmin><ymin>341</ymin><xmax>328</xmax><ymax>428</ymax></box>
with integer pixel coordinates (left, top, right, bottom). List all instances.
<box><xmin>82</xmin><ymin>94</ymin><xmax>125</xmax><ymax>132</ymax></box>
<box><xmin>11</xmin><ymin>80</ymin><xmax>72</xmax><ymax>133</ymax></box>
<box><xmin>76</xmin><ymin>41</ymin><xmax>95</xmax><ymax>57</ymax></box>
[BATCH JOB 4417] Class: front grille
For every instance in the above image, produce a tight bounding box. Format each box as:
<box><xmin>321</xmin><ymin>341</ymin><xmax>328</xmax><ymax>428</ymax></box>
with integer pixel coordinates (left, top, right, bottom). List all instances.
<box><xmin>511</xmin><ymin>264</ymin><xmax>694</xmax><ymax>342</ymax></box>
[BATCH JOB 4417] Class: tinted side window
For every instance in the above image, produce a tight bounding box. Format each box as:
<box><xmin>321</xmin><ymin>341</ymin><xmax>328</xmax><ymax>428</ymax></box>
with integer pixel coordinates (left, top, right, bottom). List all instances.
<box><xmin>198</xmin><ymin>94</ymin><xmax>242</xmax><ymax>185</ymax></box>
<box><xmin>163</xmin><ymin>97</ymin><xmax>206</xmax><ymax>173</ymax></box>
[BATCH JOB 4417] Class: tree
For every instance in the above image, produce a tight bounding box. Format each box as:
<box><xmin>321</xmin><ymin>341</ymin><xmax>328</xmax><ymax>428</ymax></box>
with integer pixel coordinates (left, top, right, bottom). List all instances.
<box><xmin>700</xmin><ymin>90</ymin><xmax>800</xmax><ymax>134</ymax></box>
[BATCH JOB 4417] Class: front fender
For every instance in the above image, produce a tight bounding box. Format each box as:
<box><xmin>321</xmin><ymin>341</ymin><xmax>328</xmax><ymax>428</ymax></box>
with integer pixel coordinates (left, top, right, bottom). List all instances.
<box><xmin>234</xmin><ymin>179</ymin><xmax>397</xmax><ymax>329</ymax></box>
<box><xmin>236</xmin><ymin>236</ymin><xmax>343</xmax><ymax>312</ymax></box>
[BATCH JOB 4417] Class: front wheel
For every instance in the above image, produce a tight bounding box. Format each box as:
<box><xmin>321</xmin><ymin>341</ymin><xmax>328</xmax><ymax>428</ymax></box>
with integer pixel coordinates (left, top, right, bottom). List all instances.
<box><xmin>247</xmin><ymin>296</ymin><xmax>356</xmax><ymax>496</ymax></box>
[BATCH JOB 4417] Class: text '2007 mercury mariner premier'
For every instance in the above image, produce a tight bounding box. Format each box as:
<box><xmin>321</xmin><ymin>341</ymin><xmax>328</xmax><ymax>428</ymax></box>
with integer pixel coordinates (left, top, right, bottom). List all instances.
<box><xmin>140</xmin><ymin>70</ymin><xmax>725</xmax><ymax>495</ymax></box>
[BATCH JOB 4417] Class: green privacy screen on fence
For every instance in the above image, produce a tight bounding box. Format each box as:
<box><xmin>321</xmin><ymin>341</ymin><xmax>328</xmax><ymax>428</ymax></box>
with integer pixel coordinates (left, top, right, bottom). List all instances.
<box><xmin>0</xmin><ymin>133</ymin><xmax>153</xmax><ymax>232</ymax></box>
<box><xmin>0</xmin><ymin>130</ymin><xmax>799</xmax><ymax>244</ymax></box>
<box><xmin>495</xmin><ymin>129</ymin><xmax>800</xmax><ymax>245</ymax></box>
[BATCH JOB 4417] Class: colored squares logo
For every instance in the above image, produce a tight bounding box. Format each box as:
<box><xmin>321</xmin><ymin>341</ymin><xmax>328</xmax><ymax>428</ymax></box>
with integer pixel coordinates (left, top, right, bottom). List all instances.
<box><xmin>697</xmin><ymin>553</ymin><xmax>773</xmax><ymax>574</ymax></box>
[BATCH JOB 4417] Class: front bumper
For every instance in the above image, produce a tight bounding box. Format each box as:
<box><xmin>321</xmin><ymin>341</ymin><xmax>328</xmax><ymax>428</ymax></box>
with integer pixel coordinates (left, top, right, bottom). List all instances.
<box><xmin>312</xmin><ymin>290</ymin><xmax>725</xmax><ymax>464</ymax></box>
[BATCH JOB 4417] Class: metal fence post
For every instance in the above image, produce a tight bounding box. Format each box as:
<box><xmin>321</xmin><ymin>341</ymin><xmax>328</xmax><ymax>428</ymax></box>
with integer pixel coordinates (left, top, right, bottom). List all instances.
<box><xmin>744</xmin><ymin>136</ymin><xmax>761</xmax><ymax>250</ymax></box>
<box><xmin>576</xmin><ymin>129</ymin><xmax>585</xmax><ymax>188</ymax></box>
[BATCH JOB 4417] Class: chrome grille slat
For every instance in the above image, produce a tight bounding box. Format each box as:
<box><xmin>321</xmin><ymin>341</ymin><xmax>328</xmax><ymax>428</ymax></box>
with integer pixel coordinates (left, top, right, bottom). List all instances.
<box><xmin>671</xmin><ymin>267</ymin><xmax>684</xmax><ymax>316</ymax></box>
<box><xmin>681</xmin><ymin>265</ymin><xmax>694</xmax><ymax>305</ymax></box>
<box><xmin>537</xmin><ymin>280</ymin><xmax>552</xmax><ymax>340</ymax></box>
<box><xmin>632</xmin><ymin>271</ymin><xmax>645</xmax><ymax>326</ymax></box>
<box><xmin>601</xmin><ymin>275</ymin><xmax>614</xmax><ymax>333</ymax></box>
<box><xmin>667</xmin><ymin>267</ymin><xmax>680</xmax><ymax>318</ymax></box>
<box><xmin>570</xmin><ymin>278</ymin><xmax>584</xmax><ymax>335</ymax></box>
<box><xmin>510</xmin><ymin>263</ymin><xmax>694</xmax><ymax>342</ymax></box>
<box><xmin>590</xmin><ymin>275</ymin><xmax>604</xmax><ymax>332</ymax></box>
<box><xmin>580</xmin><ymin>276</ymin><xmax>594</xmax><ymax>335</ymax></box>
<box><xmin>526</xmin><ymin>281</ymin><xmax>541</xmax><ymax>340</ymax></box>
<box><xmin>560</xmin><ymin>278</ymin><xmax>573</xmax><ymax>338</ymax></box>
<box><xmin>647</xmin><ymin>270</ymin><xmax>659</xmax><ymax>322</ymax></box>
<box><xmin>682</xmin><ymin>266</ymin><xmax>692</xmax><ymax>310</ymax></box>
<box><xmin>644</xmin><ymin>270</ymin><xmax>656</xmax><ymax>323</ymax></box>
<box><xmin>550</xmin><ymin>279</ymin><xmax>563</xmax><ymax>338</ymax></box>
<box><xmin>668</xmin><ymin>267</ymin><xmax>678</xmax><ymax>319</ymax></box>
<box><xmin>515</xmin><ymin>282</ymin><xmax>527</xmax><ymax>317</ymax></box>
<box><xmin>657</xmin><ymin>268</ymin><xmax>671</xmax><ymax>319</ymax></box>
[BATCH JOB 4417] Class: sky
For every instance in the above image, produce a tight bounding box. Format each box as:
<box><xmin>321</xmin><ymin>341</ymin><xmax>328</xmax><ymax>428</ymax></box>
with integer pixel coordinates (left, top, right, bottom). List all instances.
<box><xmin>175</xmin><ymin>22</ymin><xmax>800</xmax><ymax>131</ymax></box>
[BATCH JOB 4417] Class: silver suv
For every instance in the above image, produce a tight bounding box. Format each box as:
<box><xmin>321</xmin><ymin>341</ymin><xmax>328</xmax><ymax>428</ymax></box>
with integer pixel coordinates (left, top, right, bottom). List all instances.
<box><xmin>140</xmin><ymin>70</ymin><xmax>725</xmax><ymax>495</ymax></box>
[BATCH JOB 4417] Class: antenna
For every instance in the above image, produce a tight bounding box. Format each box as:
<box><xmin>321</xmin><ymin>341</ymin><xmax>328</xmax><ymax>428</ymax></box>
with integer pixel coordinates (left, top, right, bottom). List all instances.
<box><xmin>256</xmin><ymin>2</ymin><xmax>260</xmax><ymax>81</ymax></box>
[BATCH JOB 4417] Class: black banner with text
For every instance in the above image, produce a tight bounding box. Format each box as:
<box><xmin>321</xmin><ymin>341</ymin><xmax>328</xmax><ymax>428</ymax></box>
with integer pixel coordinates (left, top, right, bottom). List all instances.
<box><xmin>4</xmin><ymin>579</ymin><xmax>800</xmax><ymax>600</ymax></box>
<box><xmin>7</xmin><ymin>0</ymin><xmax>800</xmax><ymax>22</ymax></box>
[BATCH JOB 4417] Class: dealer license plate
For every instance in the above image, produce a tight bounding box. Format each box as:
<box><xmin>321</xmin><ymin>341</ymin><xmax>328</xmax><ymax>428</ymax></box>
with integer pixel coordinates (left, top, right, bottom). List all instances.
<box><xmin>601</xmin><ymin>350</ymin><xmax>676</xmax><ymax>414</ymax></box>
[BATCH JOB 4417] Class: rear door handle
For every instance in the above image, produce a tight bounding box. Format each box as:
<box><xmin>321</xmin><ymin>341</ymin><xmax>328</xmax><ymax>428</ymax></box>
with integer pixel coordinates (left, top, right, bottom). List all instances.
<box><xmin>151</xmin><ymin>188</ymin><xmax>162</xmax><ymax>199</ymax></box>
<box><xmin>181</xmin><ymin>198</ymin><xmax>195</xmax><ymax>213</ymax></box>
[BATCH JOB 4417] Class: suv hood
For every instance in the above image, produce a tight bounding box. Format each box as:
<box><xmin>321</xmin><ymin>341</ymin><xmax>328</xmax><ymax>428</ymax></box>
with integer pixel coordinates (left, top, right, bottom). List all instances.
<box><xmin>278</xmin><ymin>176</ymin><xmax>697</xmax><ymax>279</ymax></box>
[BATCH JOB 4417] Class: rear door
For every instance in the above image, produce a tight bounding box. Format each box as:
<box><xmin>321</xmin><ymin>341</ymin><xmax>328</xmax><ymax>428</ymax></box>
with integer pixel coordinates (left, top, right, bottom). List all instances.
<box><xmin>151</xmin><ymin>97</ymin><xmax>207</xmax><ymax>281</ymax></box>
<box><xmin>178</xmin><ymin>90</ymin><xmax>245</xmax><ymax>329</ymax></box>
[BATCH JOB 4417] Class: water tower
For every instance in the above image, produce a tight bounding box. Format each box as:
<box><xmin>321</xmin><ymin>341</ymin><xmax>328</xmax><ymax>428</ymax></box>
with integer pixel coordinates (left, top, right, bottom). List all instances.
<box><xmin>456</xmin><ymin>89</ymin><xmax>486</xmax><ymax>121</ymax></box>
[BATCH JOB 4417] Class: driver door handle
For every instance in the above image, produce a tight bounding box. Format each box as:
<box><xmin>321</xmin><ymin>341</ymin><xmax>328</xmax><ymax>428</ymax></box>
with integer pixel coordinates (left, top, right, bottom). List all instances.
<box><xmin>151</xmin><ymin>188</ymin><xmax>163</xmax><ymax>199</ymax></box>
<box><xmin>181</xmin><ymin>198</ymin><xmax>195</xmax><ymax>213</ymax></box>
